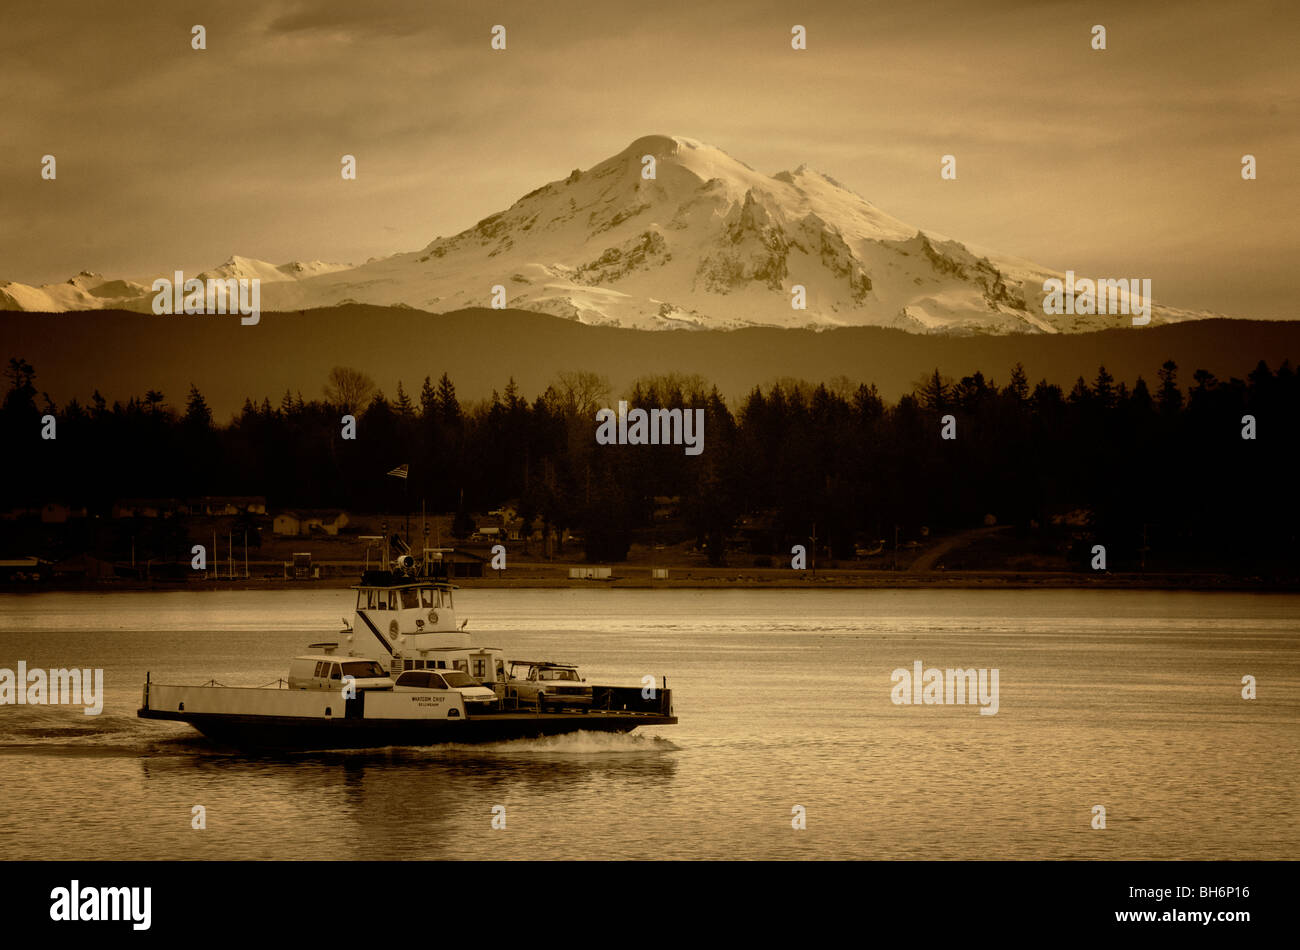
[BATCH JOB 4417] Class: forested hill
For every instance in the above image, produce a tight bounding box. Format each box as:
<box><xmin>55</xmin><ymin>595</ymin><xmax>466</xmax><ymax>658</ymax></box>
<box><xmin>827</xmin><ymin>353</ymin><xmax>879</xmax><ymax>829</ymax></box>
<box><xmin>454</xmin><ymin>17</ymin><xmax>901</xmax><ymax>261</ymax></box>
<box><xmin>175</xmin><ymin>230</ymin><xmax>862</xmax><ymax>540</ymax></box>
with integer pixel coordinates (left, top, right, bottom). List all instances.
<box><xmin>2</xmin><ymin>307</ymin><xmax>1297</xmax><ymax>421</ymax></box>
<box><xmin>3</xmin><ymin>345</ymin><xmax>1297</xmax><ymax>575</ymax></box>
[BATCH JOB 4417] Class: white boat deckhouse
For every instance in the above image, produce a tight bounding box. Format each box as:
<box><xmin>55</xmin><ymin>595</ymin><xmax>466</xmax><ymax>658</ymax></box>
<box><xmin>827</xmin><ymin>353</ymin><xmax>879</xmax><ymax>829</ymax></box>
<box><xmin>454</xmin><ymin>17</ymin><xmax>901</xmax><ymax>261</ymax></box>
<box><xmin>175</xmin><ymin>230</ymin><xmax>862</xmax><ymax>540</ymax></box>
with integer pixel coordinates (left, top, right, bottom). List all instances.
<box><xmin>347</xmin><ymin>535</ymin><xmax>505</xmax><ymax>683</ymax></box>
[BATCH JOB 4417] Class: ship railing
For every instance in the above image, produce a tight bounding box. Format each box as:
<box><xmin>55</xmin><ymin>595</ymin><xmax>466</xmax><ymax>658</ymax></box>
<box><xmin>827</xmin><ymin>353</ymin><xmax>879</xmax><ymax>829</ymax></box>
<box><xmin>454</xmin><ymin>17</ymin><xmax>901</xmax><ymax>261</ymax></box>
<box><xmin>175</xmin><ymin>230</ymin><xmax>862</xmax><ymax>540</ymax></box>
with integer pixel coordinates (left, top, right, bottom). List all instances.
<box><xmin>590</xmin><ymin>683</ymin><xmax>673</xmax><ymax>716</ymax></box>
<box><xmin>198</xmin><ymin>678</ymin><xmax>285</xmax><ymax>688</ymax></box>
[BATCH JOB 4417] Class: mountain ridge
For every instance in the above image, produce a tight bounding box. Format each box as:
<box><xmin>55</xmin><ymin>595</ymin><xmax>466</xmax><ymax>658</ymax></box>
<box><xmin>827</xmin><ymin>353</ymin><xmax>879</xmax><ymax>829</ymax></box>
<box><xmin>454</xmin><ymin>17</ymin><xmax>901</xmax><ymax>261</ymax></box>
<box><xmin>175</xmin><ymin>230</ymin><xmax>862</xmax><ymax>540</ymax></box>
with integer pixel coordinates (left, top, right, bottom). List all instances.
<box><xmin>1</xmin><ymin>134</ymin><xmax>1214</xmax><ymax>333</ymax></box>
<box><xmin>4</xmin><ymin>307</ymin><xmax>1292</xmax><ymax>422</ymax></box>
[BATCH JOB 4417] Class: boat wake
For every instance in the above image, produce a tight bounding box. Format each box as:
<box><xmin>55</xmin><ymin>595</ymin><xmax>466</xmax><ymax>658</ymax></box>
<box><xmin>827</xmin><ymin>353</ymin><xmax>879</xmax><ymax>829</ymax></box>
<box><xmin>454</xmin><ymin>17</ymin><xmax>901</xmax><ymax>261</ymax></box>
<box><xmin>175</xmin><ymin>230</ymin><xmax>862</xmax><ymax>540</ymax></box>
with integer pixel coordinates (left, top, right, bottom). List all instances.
<box><xmin>435</xmin><ymin>730</ymin><xmax>680</xmax><ymax>756</ymax></box>
<box><xmin>277</xmin><ymin>729</ymin><xmax>682</xmax><ymax>761</ymax></box>
<box><xmin>0</xmin><ymin>705</ymin><xmax>215</xmax><ymax>757</ymax></box>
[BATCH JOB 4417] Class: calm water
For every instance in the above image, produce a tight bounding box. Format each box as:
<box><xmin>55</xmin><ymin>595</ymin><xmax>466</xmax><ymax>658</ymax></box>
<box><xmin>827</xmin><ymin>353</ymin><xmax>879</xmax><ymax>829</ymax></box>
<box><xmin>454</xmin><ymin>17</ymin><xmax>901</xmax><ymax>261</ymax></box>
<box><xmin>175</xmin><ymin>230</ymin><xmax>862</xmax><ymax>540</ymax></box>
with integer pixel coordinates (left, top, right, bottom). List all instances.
<box><xmin>0</xmin><ymin>588</ymin><xmax>1296</xmax><ymax>860</ymax></box>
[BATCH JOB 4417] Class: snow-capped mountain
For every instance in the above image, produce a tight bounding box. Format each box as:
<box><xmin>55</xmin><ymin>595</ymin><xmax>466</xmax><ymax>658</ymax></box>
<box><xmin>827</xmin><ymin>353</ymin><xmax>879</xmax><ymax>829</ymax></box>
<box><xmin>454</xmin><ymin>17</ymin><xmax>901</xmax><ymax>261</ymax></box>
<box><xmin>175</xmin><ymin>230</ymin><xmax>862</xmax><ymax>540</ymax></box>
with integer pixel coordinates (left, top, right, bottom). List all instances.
<box><xmin>1</xmin><ymin>135</ymin><xmax>1209</xmax><ymax>333</ymax></box>
<box><xmin>0</xmin><ymin>256</ymin><xmax>350</xmax><ymax>314</ymax></box>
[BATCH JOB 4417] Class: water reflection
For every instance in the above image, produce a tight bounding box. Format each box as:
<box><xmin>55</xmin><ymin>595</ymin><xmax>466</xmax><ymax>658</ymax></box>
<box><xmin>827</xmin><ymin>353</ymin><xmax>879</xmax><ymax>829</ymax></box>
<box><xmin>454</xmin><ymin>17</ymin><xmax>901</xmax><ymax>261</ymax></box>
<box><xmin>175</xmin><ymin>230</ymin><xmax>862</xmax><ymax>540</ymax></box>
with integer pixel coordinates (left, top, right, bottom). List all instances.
<box><xmin>134</xmin><ymin>733</ymin><xmax>679</xmax><ymax>858</ymax></box>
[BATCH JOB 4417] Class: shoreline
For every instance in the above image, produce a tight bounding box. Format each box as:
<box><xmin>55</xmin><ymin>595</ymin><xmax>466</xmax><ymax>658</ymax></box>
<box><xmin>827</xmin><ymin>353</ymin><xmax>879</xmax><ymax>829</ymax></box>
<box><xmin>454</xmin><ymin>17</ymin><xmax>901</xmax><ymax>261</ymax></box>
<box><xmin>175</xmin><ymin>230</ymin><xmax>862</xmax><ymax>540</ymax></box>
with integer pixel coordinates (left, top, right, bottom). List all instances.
<box><xmin>3</xmin><ymin>569</ymin><xmax>1296</xmax><ymax>593</ymax></box>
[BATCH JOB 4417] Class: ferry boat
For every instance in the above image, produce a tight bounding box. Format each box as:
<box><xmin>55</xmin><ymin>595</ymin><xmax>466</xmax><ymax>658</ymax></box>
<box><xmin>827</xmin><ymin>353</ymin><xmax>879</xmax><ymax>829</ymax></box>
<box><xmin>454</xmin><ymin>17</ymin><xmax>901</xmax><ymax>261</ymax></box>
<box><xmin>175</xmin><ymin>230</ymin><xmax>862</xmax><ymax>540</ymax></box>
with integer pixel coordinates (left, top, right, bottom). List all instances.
<box><xmin>137</xmin><ymin>537</ymin><xmax>676</xmax><ymax>749</ymax></box>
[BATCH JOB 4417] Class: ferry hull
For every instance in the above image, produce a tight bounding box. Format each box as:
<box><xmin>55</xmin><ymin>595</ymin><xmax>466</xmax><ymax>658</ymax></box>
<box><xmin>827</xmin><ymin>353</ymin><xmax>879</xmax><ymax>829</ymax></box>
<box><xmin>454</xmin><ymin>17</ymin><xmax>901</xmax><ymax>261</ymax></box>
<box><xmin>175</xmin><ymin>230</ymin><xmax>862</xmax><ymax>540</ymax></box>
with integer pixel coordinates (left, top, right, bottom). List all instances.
<box><xmin>137</xmin><ymin>707</ymin><xmax>676</xmax><ymax>750</ymax></box>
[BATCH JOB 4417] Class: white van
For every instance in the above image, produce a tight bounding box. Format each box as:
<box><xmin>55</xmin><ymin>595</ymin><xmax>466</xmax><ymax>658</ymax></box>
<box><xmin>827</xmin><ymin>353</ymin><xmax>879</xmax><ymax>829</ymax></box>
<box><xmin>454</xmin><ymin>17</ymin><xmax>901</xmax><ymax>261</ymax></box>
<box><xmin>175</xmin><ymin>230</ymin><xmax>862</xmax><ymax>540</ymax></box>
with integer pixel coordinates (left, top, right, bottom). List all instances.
<box><xmin>287</xmin><ymin>656</ymin><xmax>394</xmax><ymax>691</ymax></box>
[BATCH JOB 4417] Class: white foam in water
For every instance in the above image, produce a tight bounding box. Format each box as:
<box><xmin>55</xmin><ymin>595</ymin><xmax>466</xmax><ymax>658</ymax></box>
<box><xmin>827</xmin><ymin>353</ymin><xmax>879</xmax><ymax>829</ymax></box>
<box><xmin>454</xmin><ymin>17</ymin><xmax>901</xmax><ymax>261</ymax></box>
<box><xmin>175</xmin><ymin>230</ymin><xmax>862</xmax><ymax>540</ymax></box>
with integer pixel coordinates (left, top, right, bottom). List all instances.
<box><xmin>265</xmin><ymin>730</ymin><xmax>680</xmax><ymax>761</ymax></box>
<box><xmin>385</xmin><ymin>731</ymin><xmax>679</xmax><ymax>758</ymax></box>
<box><xmin>448</xmin><ymin>730</ymin><xmax>680</xmax><ymax>756</ymax></box>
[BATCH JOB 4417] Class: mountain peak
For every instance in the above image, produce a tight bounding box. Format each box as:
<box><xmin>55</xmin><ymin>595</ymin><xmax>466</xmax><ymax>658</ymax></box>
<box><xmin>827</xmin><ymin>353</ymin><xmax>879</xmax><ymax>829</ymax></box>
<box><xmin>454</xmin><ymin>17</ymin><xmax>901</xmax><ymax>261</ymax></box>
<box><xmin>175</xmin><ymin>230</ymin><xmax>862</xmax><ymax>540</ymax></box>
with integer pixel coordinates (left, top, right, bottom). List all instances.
<box><xmin>618</xmin><ymin>133</ymin><xmax>685</xmax><ymax>159</ymax></box>
<box><xmin>0</xmin><ymin>136</ymin><xmax>1209</xmax><ymax>334</ymax></box>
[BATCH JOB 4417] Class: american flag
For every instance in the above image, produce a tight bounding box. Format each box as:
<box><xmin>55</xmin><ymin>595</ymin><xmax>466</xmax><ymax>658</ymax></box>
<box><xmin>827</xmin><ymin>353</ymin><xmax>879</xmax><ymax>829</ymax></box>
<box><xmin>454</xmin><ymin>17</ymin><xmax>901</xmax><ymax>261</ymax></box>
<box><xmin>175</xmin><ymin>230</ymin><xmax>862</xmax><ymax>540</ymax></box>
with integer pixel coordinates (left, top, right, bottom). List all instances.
<box><xmin>386</xmin><ymin>464</ymin><xmax>409</xmax><ymax>479</ymax></box>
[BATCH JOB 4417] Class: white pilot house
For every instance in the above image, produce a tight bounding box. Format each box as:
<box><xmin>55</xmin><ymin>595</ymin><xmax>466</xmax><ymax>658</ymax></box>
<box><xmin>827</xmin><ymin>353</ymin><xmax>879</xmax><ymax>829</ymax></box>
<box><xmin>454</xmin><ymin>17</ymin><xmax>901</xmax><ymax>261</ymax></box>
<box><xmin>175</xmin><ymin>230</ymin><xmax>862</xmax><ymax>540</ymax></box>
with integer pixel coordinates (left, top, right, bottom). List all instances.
<box><xmin>346</xmin><ymin>536</ymin><xmax>506</xmax><ymax>685</ymax></box>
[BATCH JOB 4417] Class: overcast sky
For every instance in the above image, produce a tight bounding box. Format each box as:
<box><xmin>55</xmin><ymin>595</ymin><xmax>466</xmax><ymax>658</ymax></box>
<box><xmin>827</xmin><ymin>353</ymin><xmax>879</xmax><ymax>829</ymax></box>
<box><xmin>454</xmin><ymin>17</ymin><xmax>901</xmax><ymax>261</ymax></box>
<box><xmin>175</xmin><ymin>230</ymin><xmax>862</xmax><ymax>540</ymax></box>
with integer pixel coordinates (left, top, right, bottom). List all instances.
<box><xmin>2</xmin><ymin>0</ymin><xmax>1296</xmax><ymax>318</ymax></box>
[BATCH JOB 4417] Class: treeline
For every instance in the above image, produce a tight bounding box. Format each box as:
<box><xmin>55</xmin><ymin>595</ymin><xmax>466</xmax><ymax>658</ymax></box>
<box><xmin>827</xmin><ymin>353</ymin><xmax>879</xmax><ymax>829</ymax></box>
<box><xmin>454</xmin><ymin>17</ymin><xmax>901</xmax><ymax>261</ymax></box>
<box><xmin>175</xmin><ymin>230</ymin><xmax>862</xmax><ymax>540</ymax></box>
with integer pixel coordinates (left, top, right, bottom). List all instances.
<box><xmin>3</xmin><ymin>357</ymin><xmax>1298</xmax><ymax>573</ymax></box>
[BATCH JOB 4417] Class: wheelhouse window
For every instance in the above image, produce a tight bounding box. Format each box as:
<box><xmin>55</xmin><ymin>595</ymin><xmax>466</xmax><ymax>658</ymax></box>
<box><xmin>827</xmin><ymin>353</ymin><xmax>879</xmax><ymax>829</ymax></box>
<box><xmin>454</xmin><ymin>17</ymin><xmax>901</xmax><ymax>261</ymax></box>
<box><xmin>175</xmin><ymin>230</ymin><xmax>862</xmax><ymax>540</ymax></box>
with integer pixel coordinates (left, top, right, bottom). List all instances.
<box><xmin>420</xmin><ymin>588</ymin><xmax>435</xmax><ymax>608</ymax></box>
<box><xmin>328</xmin><ymin>663</ymin><xmax>342</xmax><ymax>681</ymax></box>
<box><xmin>400</xmin><ymin>588</ymin><xmax>419</xmax><ymax>609</ymax></box>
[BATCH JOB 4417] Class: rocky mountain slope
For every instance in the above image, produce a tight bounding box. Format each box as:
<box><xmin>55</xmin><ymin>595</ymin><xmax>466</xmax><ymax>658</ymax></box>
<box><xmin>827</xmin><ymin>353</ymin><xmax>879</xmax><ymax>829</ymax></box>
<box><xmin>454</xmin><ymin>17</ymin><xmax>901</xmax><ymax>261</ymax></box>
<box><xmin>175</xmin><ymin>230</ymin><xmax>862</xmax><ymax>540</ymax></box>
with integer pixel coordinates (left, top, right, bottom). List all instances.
<box><xmin>1</xmin><ymin>135</ymin><xmax>1210</xmax><ymax>333</ymax></box>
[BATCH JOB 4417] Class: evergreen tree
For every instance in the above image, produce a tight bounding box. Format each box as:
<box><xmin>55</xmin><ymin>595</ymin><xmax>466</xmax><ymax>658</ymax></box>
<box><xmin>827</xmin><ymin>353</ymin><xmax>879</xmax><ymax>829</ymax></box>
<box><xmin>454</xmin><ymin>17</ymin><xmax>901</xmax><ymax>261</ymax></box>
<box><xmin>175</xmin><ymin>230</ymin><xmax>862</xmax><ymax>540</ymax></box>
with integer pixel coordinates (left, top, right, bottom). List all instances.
<box><xmin>437</xmin><ymin>373</ymin><xmax>461</xmax><ymax>423</ymax></box>
<box><xmin>419</xmin><ymin>376</ymin><xmax>437</xmax><ymax>418</ymax></box>
<box><xmin>395</xmin><ymin>381</ymin><xmax>414</xmax><ymax>416</ymax></box>
<box><xmin>1157</xmin><ymin>360</ymin><xmax>1183</xmax><ymax>415</ymax></box>
<box><xmin>1006</xmin><ymin>362</ymin><xmax>1029</xmax><ymax>402</ymax></box>
<box><xmin>1093</xmin><ymin>366</ymin><xmax>1116</xmax><ymax>409</ymax></box>
<box><xmin>184</xmin><ymin>384</ymin><xmax>213</xmax><ymax>429</ymax></box>
<box><xmin>916</xmin><ymin>369</ymin><xmax>951</xmax><ymax>412</ymax></box>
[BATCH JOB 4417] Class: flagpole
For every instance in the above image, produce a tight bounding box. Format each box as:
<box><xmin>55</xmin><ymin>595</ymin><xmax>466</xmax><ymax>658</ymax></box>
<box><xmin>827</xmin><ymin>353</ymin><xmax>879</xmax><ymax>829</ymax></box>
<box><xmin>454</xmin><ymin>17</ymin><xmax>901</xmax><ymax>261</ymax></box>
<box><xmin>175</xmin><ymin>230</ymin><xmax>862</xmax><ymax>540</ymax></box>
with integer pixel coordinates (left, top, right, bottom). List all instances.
<box><xmin>386</xmin><ymin>464</ymin><xmax>412</xmax><ymax>549</ymax></box>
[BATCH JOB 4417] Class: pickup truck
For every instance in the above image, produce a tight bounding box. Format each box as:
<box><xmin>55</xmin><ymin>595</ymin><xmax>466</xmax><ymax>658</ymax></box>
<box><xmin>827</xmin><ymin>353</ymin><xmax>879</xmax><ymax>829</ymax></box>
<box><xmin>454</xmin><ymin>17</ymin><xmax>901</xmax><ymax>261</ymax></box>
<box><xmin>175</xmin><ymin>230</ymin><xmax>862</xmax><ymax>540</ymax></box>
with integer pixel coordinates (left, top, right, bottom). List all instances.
<box><xmin>507</xmin><ymin>661</ymin><xmax>593</xmax><ymax>712</ymax></box>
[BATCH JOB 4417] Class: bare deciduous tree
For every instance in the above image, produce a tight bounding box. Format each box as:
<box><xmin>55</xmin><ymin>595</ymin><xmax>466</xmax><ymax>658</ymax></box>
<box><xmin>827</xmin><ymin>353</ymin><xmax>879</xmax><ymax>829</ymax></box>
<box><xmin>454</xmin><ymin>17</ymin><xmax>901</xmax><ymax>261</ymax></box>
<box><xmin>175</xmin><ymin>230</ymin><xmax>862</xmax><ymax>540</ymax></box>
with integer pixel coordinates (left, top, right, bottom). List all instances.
<box><xmin>549</xmin><ymin>370</ymin><xmax>610</xmax><ymax>418</ymax></box>
<box><xmin>324</xmin><ymin>366</ymin><xmax>375</xmax><ymax>415</ymax></box>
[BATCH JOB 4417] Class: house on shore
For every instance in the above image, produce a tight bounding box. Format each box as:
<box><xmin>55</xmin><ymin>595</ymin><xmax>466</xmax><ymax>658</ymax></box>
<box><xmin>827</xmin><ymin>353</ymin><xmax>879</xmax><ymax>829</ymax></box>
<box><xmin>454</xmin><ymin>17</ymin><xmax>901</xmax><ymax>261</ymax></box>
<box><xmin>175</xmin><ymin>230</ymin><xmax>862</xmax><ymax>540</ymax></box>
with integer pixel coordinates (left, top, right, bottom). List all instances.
<box><xmin>111</xmin><ymin>498</ymin><xmax>184</xmax><ymax>520</ymax></box>
<box><xmin>40</xmin><ymin>503</ymin><xmax>88</xmax><ymax>524</ymax></box>
<box><xmin>273</xmin><ymin>510</ymin><xmax>351</xmax><ymax>537</ymax></box>
<box><xmin>192</xmin><ymin>496</ymin><xmax>267</xmax><ymax>516</ymax></box>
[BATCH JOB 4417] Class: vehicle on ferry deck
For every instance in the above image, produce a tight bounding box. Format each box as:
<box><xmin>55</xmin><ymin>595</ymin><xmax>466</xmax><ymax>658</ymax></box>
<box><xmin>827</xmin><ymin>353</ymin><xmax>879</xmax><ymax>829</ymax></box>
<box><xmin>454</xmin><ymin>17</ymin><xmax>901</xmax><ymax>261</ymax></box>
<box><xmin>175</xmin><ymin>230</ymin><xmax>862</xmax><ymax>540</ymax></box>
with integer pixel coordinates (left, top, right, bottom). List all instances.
<box><xmin>287</xmin><ymin>655</ymin><xmax>394</xmax><ymax>691</ymax></box>
<box><xmin>394</xmin><ymin>669</ymin><xmax>500</xmax><ymax>709</ymax></box>
<box><xmin>508</xmin><ymin>661</ymin><xmax>593</xmax><ymax>711</ymax></box>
